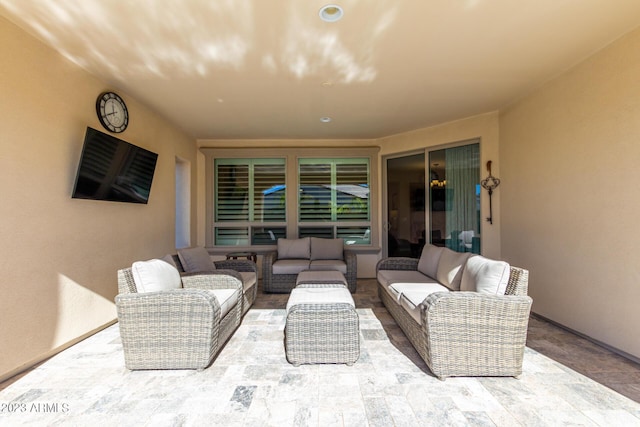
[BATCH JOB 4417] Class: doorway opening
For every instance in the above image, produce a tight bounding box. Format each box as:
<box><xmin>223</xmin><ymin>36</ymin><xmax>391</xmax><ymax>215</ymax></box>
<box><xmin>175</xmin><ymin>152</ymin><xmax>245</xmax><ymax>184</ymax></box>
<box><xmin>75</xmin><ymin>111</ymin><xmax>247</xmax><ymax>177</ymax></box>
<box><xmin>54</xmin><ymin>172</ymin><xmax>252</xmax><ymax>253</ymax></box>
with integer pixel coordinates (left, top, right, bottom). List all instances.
<box><xmin>175</xmin><ymin>157</ymin><xmax>191</xmax><ymax>249</ymax></box>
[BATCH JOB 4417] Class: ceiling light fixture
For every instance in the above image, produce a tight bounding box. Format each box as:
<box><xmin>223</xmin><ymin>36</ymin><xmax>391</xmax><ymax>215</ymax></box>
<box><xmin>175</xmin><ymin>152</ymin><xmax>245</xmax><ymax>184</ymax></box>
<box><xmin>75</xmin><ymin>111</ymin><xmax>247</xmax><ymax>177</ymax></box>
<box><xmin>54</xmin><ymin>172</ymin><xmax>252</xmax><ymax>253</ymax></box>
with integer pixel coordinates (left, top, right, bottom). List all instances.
<box><xmin>320</xmin><ymin>117</ymin><xmax>332</xmax><ymax>123</ymax></box>
<box><xmin>319</xmin><ymin>5</ymin><xmax>344</xmax><ymax>23</ymax></box>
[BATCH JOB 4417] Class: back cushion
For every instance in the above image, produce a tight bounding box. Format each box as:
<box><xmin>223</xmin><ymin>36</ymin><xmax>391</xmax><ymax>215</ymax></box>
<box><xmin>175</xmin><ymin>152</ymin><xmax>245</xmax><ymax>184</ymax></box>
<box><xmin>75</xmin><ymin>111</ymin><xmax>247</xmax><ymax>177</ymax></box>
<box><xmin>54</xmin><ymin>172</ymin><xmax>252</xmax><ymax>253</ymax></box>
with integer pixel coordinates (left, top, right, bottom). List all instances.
<box><xmin>417</xmin><ymin>244</ymin><xmax>443</xmax><ymax>279</ymax></box>
<box><xmin>132</xmin><ymin>259</ymin><xmax>182</xmax><ymax>293</ymax></box>
<box><xmin>310</xmin><ymin>237</ymin><xmax>344</xmax><ymax>260</ymax></box>
<box><xmin>277</xmin><ymin>238</ymin><xmax>311</xmax><ymax>259</ymax></box>
<box><xmin>436</xmin><ymin>248</ymin><xmax>471</xmax><ymax>290</ymax></box>
<box><xmin>177</xmin><ymin>247</ymin><xmax>216</xmax><ymax>273</ymax></box>
<box><xmin>460</xmin><ymin>256</ymin><xmax>511</xmax><ymax>295</ymax></box>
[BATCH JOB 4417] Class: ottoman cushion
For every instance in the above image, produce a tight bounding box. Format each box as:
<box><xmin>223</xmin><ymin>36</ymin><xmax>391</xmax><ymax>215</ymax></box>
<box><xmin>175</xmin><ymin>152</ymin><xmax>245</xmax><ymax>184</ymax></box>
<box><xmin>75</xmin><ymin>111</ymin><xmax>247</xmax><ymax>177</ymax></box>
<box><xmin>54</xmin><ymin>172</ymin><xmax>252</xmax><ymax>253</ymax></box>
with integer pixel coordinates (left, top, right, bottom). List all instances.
<box><xmin>286</xmin><ymin>286</ymin><xmax>354</xmax><ymax>313</ymax></box>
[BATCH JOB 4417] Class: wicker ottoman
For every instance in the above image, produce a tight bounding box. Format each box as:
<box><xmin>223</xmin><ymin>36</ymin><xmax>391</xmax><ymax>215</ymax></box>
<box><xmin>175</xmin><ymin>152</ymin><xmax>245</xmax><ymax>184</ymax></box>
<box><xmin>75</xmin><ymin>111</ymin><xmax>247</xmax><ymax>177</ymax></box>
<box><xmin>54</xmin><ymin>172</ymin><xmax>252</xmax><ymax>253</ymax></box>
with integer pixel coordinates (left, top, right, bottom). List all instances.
<box><xmin>285</xmin><ymin>284</ymin><xmax>359</xmax><ymax>366</ymax></box>
<box><xmin>295</xmin><ymin>270</ymin><xmax>348</xmax><ymax>287</ymax></box>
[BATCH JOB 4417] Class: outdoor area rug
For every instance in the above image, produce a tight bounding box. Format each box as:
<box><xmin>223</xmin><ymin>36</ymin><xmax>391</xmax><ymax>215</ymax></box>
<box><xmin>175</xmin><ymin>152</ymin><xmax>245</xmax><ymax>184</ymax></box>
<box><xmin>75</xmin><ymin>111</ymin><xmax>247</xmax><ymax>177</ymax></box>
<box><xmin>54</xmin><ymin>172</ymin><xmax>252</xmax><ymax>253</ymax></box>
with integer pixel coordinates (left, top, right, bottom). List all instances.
<box><xmin>1</xmin><ymin>309</ymin><xmax>640</xmax><ymax>426</ymax></box>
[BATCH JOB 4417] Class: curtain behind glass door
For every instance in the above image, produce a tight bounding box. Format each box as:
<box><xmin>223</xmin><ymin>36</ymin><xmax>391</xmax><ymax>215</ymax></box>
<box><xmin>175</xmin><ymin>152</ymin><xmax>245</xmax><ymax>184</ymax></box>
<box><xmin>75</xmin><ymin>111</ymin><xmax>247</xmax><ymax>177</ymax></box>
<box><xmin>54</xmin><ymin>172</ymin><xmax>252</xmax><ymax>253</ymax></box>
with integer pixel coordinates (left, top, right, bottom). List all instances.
<box><xmin>429</xmin><ymin>143</ymin><xmax>480</xmax><ymax>254</ymax></box>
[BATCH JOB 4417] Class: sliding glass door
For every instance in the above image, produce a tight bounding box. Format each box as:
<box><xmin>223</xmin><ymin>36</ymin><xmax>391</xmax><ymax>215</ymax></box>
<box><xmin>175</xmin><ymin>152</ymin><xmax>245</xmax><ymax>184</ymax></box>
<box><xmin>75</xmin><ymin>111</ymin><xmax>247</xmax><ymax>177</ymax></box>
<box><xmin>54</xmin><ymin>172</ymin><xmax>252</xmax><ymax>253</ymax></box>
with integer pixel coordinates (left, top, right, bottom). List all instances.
<box><xmin>429</xmin><ymin>143</ymin><xmax>481</xmax><ymax>254</ymax></box>
<box><xmin>386</xmin><ymin>153</ymin><xmax>426</xmax><ymax>258</ymax></box>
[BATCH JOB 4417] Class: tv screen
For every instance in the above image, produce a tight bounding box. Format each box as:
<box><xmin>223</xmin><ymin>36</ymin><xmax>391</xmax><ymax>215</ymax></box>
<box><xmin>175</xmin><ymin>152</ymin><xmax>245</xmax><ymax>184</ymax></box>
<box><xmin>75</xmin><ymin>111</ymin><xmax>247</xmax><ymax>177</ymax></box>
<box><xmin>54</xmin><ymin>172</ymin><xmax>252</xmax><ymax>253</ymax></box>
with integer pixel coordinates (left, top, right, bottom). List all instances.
<box><xmin>72</xmin><ymin>127</ymin><xmax>158</xmax><ymax>204</ymax></box>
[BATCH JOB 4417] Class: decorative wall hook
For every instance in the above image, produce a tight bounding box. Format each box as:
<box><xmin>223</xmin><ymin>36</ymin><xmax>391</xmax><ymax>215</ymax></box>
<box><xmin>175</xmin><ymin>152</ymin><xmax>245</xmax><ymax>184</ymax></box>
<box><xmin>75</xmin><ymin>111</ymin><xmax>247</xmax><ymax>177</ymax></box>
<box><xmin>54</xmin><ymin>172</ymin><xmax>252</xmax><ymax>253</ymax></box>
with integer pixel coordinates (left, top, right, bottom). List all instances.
<box><xmin>480</xmin><ymin>160</ymin><xmax>501</xmax><ymax>224</ymax></box>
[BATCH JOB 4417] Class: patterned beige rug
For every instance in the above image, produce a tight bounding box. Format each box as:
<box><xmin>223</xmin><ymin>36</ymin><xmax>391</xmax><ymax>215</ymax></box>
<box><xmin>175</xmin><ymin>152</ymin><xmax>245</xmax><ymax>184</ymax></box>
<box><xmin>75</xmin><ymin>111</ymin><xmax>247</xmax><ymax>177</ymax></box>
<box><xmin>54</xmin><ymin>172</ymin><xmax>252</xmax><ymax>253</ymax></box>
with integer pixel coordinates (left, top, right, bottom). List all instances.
<box><xmin>1</xmin><ymin>309</ymin><xmax>640</xmax><ymax>426</ymax></box>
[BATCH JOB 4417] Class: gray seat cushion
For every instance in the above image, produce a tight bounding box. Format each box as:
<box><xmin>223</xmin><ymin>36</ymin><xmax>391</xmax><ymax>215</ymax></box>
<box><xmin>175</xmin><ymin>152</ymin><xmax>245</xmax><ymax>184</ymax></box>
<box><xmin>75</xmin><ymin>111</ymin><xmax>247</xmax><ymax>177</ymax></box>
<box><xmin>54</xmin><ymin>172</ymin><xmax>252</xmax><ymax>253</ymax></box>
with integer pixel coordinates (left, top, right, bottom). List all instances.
<box><xmin>376</xmin><ymin>270</ymin><xmax>439</xmax><ymax>289</ymax></box>
<box><xmin>309</xmin><ymin>260</ymin><xmax>347</xmax><ymax>274</ymax></box>
<box><xmin>272</xmin><ymin>259</ymin><xmax>311</xmax><ymax>275</ymax></box>
<box><xmin>436</xmin><ymin>248</ymin><xmax>471</xmax><ymax>290</ymax></box>
<box><xmin>206</xmin><ymin>288</ymin><xmax>239</xmax><ymax>318</ymax></box>
<box><xmin>239</xmin><ymin>272</ymin><xmax>257</xmax><ymax>293</ymax></box>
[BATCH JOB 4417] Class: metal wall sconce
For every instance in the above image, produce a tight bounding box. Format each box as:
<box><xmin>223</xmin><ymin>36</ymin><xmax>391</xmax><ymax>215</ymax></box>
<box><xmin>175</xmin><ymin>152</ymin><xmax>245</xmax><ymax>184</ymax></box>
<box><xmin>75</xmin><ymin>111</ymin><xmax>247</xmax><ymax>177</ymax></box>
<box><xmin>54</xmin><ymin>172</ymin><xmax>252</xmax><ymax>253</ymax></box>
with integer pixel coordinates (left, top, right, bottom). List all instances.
<box><xmin>481</xmin><ymin>160</ymin><xmax>501</xmax><ymax>224</ymax></box>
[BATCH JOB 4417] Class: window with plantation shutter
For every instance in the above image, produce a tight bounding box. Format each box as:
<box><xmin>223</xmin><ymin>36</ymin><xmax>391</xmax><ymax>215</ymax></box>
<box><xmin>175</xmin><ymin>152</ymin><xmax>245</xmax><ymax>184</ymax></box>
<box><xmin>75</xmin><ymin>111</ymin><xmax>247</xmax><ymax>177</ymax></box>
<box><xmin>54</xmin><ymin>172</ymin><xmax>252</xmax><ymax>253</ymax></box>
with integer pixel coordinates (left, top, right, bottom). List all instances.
<box><xmin>298</xmin><ymin>158</ymin><xmax>370</xmax><ymax>240</ymax></box>
<box><xmin>214</xmin><ymin>158</ymin><xmax>286</xmax><ymax>245</ymax></box>
<box><xmin>204</xmin><ymin>147</ymin><xmax>377</xmax><ymax>249</ymax></box>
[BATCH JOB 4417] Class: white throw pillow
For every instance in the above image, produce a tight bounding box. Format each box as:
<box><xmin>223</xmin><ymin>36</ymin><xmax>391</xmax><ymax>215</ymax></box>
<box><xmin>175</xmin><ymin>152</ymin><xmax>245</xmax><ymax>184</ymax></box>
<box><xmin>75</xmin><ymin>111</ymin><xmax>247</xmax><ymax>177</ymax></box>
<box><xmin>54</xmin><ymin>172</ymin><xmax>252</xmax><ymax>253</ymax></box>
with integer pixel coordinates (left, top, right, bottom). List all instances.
<box><xmin>460</xmin><ymin>256</ymin><xmax>511</xmax><ymax>295</ymax></box>
<box><xmin>436</xmin><ymin>248</ymin><xmax>471</xmax><ymax>290</ymax></box>
<box><xmin>177</xmin><ymin>247</ymin><xmax>216</xmax><ymax>273</ymax></box>
<box><xmin>131</xmin><ymin>259</ymin><xmax>182</xmax><ymax>293</ymax></box>
<box><xmin>417</xmin><ymin>244</ymin><xmax>443</xmax><ymax>279</ymax></box>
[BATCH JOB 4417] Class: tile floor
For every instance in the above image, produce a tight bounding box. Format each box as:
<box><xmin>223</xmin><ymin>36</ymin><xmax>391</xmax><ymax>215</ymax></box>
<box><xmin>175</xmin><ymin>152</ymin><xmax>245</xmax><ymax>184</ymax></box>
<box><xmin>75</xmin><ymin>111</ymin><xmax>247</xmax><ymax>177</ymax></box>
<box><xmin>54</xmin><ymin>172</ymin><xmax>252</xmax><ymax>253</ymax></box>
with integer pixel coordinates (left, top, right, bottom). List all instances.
<box><xmin>254</xmin><ymin>278</ymin><xmax>640</xmax><ymax>404</ymax></box>
<box><xmin>2</xmin><ymin>277</ymin><xmax>640</xmax><ymax>409</ymax></box>
<box><xmin>2</xmin><ymin>292</ymin><xmax>640</xmax><ymax>425</ymax></box>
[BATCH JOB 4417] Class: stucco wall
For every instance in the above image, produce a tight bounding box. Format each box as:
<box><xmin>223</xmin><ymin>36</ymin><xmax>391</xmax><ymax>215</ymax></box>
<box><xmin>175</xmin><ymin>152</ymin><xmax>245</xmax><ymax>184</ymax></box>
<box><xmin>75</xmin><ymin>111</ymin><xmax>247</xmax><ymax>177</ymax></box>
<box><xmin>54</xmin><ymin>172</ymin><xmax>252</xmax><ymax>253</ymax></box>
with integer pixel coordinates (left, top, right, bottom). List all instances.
<box><xmin>0</xmin><ymin>17</ymin><xmax>198</xmax><ymax>380</ymax></box>
<box><xmin>500</xmin><ymin>27</ymin><xmax>640</xmax><ymax>359</ymax></box>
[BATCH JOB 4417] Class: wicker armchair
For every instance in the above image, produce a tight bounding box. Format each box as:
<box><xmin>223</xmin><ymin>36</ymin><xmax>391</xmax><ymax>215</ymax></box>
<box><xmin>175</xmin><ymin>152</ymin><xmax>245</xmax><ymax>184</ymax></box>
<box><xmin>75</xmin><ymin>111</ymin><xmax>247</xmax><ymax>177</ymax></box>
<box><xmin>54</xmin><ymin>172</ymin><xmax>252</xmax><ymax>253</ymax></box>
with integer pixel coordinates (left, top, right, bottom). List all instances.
<box><xmin>171</xmin><ymin>254</ymin><xmax>258</xmax><ymax>315</ymax></box>
<box><xmin>115</xmin><ymin>268</ymin><xmax>242</xmax><ymax>370</ymax></box>
<box><xmin>377</xmin><ymin>257</ymin><xmax>532</xmax><ymax>379</ymax></box>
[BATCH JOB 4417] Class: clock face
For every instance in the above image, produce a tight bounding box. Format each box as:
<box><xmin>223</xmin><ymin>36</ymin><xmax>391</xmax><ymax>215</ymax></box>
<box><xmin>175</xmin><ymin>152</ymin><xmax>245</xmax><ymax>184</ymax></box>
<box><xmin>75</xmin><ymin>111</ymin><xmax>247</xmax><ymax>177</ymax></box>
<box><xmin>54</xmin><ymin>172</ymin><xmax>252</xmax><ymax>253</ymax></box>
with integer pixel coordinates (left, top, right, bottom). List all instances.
<box><xmin>96</xmin><ymin>92</ymin><xmax>129</xmax><ymax>133</ymax></box>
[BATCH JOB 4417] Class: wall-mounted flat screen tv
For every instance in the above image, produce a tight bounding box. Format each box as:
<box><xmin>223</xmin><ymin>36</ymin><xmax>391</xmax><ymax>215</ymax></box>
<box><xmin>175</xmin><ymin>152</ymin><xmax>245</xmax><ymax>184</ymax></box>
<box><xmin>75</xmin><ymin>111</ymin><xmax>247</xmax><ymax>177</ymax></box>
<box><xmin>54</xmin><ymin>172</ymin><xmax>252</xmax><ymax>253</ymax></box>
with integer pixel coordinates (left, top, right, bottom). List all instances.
<box><xmin>72</xmin><ymin>127</ymin><xmax>158</xmax><ymax>204</ymax></box>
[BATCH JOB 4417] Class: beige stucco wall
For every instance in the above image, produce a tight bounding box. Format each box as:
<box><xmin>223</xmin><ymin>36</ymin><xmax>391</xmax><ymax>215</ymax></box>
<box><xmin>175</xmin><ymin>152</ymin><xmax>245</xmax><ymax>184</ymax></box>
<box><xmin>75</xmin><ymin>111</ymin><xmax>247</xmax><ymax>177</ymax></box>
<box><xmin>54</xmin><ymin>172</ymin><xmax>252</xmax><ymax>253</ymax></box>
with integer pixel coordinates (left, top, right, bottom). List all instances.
<box><xmin>0</xmin><ymin>17</ymin><xmax>198</xmax><ymax>380</ymax></box>
<box><xmin>379</xmin><ymin>112</ymin><xmax>502</xmax><ymax>260</ymax></box>
<box><xmin>500</xmin><ymin>27</ymin><xmax>640</xmax><ymax>359</ymax></box>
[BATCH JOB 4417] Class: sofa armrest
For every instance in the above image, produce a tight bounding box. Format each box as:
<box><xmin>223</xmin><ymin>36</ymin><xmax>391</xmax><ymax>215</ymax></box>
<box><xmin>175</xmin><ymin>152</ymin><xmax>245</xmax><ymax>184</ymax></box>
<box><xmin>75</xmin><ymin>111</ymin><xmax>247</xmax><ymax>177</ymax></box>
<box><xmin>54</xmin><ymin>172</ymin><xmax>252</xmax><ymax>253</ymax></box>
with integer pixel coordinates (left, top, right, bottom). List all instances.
<box><xmin>421</xmin><ymin>291</ymin><xmax>532</xmax><ymax>378</ymax></box>
<box><xmin>116</xmin><ymin>289</ymin><xmax>221</xmax><ymax>322</ymax></box>
<box><xmin>181</xmin><ymin>270</ymin><xmax>243</xmax><ymax>292</ymax></box>
<box><xmin>506</xmin><ymin>266</ymin><xmax>529</xmax><ymax>296</ymax></box>
<box><xmin>213</xmin><ymin>259</ymin><xmax>258</xmax><ymax>274</ymax></box>
<box><xmin>343</xmin><ymin>250</ymin><xmax>357</xmax><ymax>291</ymax></box>
<box><xmin>262</xmin><ymin>251</ymin><xmax>278</xmax><ymax>292</ymax></box>
<box><xmin>116</xmin><ymin>290</ymin><xmax>221</xmax><ymax>339</ymax></box>
<box><xmin>376</xmin><ymin>257</ymin><xmax>419</xmax><ymax>273</ymax></box>
<box><xmin>115</xmin><ymin>289</ymin><xmax>221</xmax><ymax>369</ymax></box>
<box><xmin>421</xmin><ymin>291</ymin><xmax>532</xmax><ymax>334</ymax></box>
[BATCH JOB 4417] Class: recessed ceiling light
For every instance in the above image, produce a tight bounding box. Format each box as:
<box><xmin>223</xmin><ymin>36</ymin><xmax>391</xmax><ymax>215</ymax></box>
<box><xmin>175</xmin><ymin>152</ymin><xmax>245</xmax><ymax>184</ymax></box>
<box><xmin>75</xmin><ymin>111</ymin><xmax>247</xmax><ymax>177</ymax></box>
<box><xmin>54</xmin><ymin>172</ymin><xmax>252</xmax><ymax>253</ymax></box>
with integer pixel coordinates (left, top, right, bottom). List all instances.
<box><xmin>319</xmin><ymin>5</ymin><xmax>343</xmax><ymax>23</ymax></box>
<box><xmin>320</xmin><ymin>117</ymin><xmax>332</xmax><ymax>123</ymax></box>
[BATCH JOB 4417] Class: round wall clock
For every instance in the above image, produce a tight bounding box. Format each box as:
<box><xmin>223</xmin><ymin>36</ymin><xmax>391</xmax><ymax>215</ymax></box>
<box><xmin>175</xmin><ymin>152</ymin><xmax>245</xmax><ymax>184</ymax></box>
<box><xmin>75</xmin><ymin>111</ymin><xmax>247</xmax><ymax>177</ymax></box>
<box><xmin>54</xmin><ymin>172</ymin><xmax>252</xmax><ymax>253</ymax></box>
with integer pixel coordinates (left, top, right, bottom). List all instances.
<box><xmin>96</xmin><ymin>91</ymin><xmax>129</xmax><ymax>133</ymax></box>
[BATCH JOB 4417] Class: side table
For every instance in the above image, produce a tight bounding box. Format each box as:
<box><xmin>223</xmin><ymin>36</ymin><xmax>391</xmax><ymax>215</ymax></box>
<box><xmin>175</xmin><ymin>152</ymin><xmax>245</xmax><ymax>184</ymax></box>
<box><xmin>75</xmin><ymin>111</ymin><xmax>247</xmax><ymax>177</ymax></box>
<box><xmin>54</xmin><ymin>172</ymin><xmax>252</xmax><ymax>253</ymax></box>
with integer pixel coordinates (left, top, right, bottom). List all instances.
<box><xmin>225</xmin><ymin>251</ymin><xmax>257</xmax><ymax>263</ymax></box>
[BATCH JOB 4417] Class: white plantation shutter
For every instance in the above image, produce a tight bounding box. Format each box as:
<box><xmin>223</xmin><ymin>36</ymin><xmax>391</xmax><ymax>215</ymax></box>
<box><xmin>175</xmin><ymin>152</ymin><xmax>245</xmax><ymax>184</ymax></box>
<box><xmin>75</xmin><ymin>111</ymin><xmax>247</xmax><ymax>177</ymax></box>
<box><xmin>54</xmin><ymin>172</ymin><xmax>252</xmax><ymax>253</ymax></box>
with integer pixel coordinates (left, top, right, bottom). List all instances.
<box><xmin>299</xmin><ymin>161</ymin><xmax>332</xmax><ymax>222</ymax></box>
<box><xmin>215</xmin><ymin>162</ymin><xmax>249</xmax><ymax>221</ymax></box>
<box><xmin>298</xmin><ymin>158</ymin><xmax>370</xmax><ymax>239</ymax></box>
<box><xmin>253</xmin><ymin>162</ymin><xmax>286</xmax><ymax>222</ymax></box>
<box><xmin>299</xmin><ymin>158</ymin><xmax>369</xmax><ymax>223</ymax></box>
<box><xmin>214</xmin><ymin>158</ymin><xmax>286</xmax><ymax>245</ymax></box>
<box><xmin>335</xmin><ymin>162</ymin><xmax>369</xmax><ymax>221</ymax></box>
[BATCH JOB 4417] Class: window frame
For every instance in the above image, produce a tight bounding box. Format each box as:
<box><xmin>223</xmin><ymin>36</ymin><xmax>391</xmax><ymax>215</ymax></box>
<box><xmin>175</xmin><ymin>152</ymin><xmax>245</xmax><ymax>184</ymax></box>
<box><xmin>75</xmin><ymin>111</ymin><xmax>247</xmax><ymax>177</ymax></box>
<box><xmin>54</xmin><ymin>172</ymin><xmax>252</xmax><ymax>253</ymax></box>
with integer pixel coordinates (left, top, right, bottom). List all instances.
<box><xmin>202</xmin><ymin>147</ymin><xmax>380</xmax><ymax>252</ymax></box>
<box><xmin>213</xmin><ymin>157</ymin><xmax>287</xmax><ymax>246</ymax></box>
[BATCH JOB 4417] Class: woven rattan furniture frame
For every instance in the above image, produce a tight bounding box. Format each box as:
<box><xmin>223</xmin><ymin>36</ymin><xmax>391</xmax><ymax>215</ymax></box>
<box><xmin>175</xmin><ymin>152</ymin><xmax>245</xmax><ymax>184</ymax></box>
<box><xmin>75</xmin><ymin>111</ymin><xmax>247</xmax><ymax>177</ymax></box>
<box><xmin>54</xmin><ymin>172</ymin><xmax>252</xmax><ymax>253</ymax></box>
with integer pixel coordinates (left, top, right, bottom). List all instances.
<box><xmin>262</xmin><ymin>250</ymin><xmax>357</xmax><ymax>293</ymax></box>
<box><xmin>116</xmin><ymin>268</ymin><xmax>242</xmax><ymax>370</ymax></box>
<box><xmin>285</xmin><ymin>284</ymin><xmax>360</xmax><ymax>366</ymax></box>
<box><xmin>376</xmin><ymin>257</ymin><xmax>532</xmax><ymax>380</ymax></box>
<box><xmin>172</xmin><ymin>255</ymin><xmax>257</xmax><ymax>315</ymax></box>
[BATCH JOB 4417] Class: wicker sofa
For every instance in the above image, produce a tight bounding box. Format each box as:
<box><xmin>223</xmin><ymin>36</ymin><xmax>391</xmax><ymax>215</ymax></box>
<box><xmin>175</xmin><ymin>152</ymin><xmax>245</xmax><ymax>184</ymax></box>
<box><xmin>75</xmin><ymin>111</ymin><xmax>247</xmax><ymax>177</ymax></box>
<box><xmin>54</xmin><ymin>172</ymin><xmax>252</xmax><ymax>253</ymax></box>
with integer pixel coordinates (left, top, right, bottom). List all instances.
<box><xmin>263</xmin><ymin>237</ymin><xmax>357</xmax><ymax>293</ymax></box>
<box><xmin>377</xmin><ymin>244</ymin><xmax>532</xmax><ymax>379</ymax></box>
<box><xmin>116</xmin><ymin>258</ymin><xmax>243</xmax><ymax>370</ymax></box>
